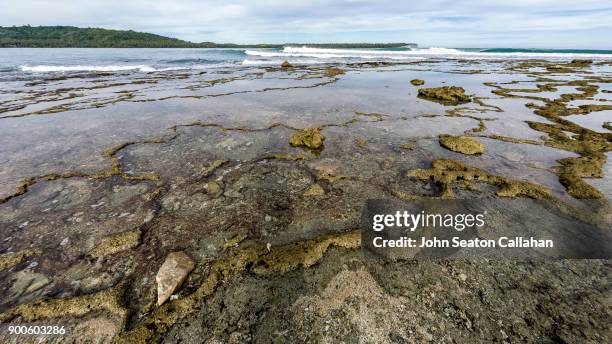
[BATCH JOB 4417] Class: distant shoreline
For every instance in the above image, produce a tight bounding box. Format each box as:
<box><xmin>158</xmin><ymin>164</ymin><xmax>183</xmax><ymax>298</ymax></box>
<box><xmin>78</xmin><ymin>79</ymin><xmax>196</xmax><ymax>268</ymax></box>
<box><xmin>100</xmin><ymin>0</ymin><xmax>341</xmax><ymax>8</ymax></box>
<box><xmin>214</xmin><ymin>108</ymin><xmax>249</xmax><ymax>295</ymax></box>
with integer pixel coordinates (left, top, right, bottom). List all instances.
<box><xmin>0</xmin><ymin>25</ymin><xmax>414</xmax><ymax>49</ymax></box>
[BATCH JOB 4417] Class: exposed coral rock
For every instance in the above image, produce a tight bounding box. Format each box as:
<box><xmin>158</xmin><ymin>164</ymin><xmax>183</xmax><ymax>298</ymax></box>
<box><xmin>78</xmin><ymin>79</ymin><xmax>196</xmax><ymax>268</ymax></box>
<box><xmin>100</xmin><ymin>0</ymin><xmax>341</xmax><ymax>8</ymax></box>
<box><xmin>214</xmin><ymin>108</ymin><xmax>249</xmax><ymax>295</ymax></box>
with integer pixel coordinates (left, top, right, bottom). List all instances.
<box><xmin>439</xmin><ymin>135</ymin><xmax>485</xmax><ymax>155</ymax></box>
<box><xmin>324</xmin><ymin>67</ymin><xmax>345</xmax><ymax>77</ymax></box>
<box><xmin>0</xmin><ymin>248</ymin><xmax>42</xmax><ymax>271</ymax></box>
<box><xmin>289</xmin><ymin>128</ymin><xmax>325</xmax><ymax>149</ymax></box>
<box><xmin>417</xmin><ymin>86</ymin><xmax>471</xmax><ymax>105</ymax></box>
<box><xmin>156</xmin><ymin>251</ymin><xmax>195</xmax><ymax>306</ymax></box>
<box><xmin>304</xmin><ymin>184</ymin><xmax>325</xmax><ymax>196</ymax></box>
<box><xmin>406</xmin><ymin>159</ymin><xmax>551</xmax><ymax>199</ymax></box>
<box><xmin>89</xmin><ymin>230</ymin><xmax>141</xmax><ymax>258</ymax></box>
<box><xmin>568</xmin><ymin>59</ymin><xmax>593</xmax><ymax>67</ymax></box>
<box><xmin>410</xmin><ymin>79</ymin><xmax>425</xmax><ymax>86</ymax></box>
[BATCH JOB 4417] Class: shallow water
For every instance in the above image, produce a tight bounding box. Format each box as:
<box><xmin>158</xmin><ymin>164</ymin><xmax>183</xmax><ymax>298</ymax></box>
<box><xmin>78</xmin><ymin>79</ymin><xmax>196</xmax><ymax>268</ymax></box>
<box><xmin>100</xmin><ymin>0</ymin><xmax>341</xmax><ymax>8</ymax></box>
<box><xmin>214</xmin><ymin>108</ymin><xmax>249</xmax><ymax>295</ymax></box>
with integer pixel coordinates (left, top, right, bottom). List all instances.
<box><xmin>1</xmin><ymin>51</ymin><xmax>611</xmax><ymax>342</ymax></box>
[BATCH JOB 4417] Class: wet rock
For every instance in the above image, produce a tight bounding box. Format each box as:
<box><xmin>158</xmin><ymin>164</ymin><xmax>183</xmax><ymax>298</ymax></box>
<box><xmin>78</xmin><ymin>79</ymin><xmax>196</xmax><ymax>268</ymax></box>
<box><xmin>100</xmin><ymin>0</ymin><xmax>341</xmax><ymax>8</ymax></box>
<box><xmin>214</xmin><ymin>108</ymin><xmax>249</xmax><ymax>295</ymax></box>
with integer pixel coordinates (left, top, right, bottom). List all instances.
<box><xmin>418</xmin><ymin>86</ymin><xmax>471</xmax><ymax>105</ymax></box>
<box><xmin>410</xmin><ymin>79</ymin><xmax>425</xmax><ymax>86</ymax></box>
<box><xmin>156</xmin><ymin>251</ymin><xmax>195</xmax><ymax>306</ymax></box>
<box><xmin>0</xmin><ymin>248</ymin><xmax>42</xmax><ymax>271</ymax></box>
<box><xmin>439</xmin><ymin>135</ymin><xmax>485</xmax><ymax>155</ymax></box>
<box><xmin>89</xmin><ymin>230</ymin><xmax>141</xmax><ymax>258</ymax></box>
<box><xmin>304</xmin><ymin>184</ymin><xmax>325</xmax><ymax>196</ymax></box>
<box><xmin>568</xmin><ymin>59</ymin><xmax>592</xmax><ymax>67</ymax></box>
<box><xmin>603</xmin><ymin>121</ymin><xmax>611</xmax><ymax>131</ymax></box>
<box><xmin>289</xmin><ymin>128</ymin><xmax>325</xmax><ymax>149</ymax></box>
<box><xmin>324</xmin><ymin>68</ymin><xmax>345</xmax><ymax>77</ymax></box>
<box><xmin>281</xmin><ymin>60</ymin><xmax>293</xmax><ymax>69</ymax></box>
<box><xmin>9</xmin><ymin>271</ymin><xmax>50</xmax><ymax>299</ymax></box>
<box><xmin>204</xmin><ymin>181</ymin><xmax>223</xmax><ymax>198</ymax></box>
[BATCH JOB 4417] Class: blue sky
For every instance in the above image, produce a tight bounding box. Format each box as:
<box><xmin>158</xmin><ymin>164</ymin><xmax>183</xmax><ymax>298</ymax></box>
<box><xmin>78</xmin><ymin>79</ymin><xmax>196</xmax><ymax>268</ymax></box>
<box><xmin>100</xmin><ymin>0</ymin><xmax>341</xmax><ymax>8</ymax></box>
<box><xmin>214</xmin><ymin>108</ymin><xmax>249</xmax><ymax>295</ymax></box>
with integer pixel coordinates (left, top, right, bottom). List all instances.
<box><xmin>1</xmin><ymin>0</ymin><xmax>611</xmax><ymax>48</ymax></box>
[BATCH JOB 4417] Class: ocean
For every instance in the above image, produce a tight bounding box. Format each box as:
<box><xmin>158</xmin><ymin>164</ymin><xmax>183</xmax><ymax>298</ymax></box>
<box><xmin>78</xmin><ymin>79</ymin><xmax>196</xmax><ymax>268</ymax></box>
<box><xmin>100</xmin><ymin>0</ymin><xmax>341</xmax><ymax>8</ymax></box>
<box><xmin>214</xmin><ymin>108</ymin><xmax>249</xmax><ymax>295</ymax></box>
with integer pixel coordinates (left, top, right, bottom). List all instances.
<box><xmin>1</xmin><ymin>46</ymin><xmax>611</xmax><ymax>75</ymax></box>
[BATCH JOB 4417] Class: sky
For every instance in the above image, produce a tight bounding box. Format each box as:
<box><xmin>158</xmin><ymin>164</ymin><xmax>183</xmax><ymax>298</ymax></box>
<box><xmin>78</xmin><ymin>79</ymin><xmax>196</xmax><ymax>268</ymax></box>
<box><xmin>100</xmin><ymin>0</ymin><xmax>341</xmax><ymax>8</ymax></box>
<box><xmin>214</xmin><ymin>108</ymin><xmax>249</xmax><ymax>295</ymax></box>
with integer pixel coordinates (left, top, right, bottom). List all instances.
<box><xmin>1</xmin><ymin>0</ymin><xmax>611</xmax><ymax>48</ymax></box>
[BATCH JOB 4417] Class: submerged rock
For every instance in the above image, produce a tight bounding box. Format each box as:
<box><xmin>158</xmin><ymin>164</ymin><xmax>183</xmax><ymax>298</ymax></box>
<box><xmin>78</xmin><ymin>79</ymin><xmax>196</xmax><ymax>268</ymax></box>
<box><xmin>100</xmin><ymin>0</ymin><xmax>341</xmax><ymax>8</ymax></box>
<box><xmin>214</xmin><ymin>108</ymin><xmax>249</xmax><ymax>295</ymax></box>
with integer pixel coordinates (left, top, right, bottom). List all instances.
<box><xmin>289</xmin><ymin>128</ymin><xmax>325</xmax><ymax>149</ymax></box>
<box><xmin>156</xmin><ymin>251</ymin><xmax>195</xmax><ymax>306</ymax></box>
<box><xmin>0</xmin><ymin>248</ymin><xmax>42</xmax><ymax>271</ymax></box>
<box><xmin>304</xmin><ymin>184</ymin><xmax>325</xmax><ymax>196</ymax></box>
<box><xmin>439</xmin><ymin>135</ymin><xmax>485</xmax><ymax>155</ymax></box>
<box><xmin>410</xmin><ymin>79</ymin><xmax>425</xmax><ymax>86</ymax></box>
<box><xmin>89</xmin><ymin>230</ymin><xmax>141</xmax><ymax>258</ymax></box>
<box><xmin>324</xmin><ymin>67</ymin><xmax>345</xmax><ymax>77</ymax></box>
<box><xmin>418</xmin><ymin>86</ymin><xmax>471</xmax><ymax>105</ymax></box>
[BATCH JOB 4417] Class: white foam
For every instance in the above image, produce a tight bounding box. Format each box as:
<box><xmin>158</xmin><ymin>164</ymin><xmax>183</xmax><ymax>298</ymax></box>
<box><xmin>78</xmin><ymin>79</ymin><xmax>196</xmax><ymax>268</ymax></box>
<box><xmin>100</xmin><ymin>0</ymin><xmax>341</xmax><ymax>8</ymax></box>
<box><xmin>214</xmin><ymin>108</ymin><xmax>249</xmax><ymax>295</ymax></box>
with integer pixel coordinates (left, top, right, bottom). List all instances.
<box><xmin>245</xmin><ymin>46</ymin><xmax>612</xmax><ymax>61</ymax></box>
<box><xmin>20</xmin><ymin>65</ymin><xmax>159</xmax><ymax>72</ymax></box>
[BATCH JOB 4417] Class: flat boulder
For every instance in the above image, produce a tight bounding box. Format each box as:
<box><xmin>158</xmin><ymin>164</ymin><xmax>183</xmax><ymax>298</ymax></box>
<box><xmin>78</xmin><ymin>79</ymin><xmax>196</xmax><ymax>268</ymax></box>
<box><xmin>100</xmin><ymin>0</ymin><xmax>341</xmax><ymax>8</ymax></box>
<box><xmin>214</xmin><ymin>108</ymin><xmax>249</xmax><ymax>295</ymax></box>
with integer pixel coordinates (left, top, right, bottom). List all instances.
<box><xmin>410</xmin><ymin>79</ymin><xmax>425</xmax><ymax>86</ymax></box>
<box><xmin>439</xmin><ymin>135</ymin><xmax>485</xmax><ymax>155</ymax></box>
<box><xmin>156</xmin><ymin>251</ymin><xmax>195</xmax><ymax>306</ymax></box>
<box><xmin>418</xmin><ymin>86</ymin><xmax>471</xmax><ymax>105</ymax></box>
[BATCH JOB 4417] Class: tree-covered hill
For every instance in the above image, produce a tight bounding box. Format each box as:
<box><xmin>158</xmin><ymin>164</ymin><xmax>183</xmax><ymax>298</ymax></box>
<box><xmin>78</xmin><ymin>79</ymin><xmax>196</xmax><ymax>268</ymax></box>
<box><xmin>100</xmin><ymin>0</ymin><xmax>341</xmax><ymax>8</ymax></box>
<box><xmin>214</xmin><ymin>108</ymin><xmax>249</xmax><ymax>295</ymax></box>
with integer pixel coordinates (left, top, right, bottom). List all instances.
<box><xmin>0</xmin><ymin>26</ymin><xmax>413</xmax><ymax>48</ymax></box>
<box><xmin>0</xmin><ymin>26</ymin><xmax>204</xmax><ymax>48</ymax></box>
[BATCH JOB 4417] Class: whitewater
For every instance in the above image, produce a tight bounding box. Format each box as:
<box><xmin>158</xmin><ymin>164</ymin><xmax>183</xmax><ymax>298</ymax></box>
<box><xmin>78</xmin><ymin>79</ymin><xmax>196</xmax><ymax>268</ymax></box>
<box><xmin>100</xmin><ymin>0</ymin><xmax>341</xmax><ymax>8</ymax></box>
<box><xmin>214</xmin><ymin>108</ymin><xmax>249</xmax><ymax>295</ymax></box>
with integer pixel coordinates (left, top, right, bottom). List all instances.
<box><xmin>1</xmin><ymin>46</ymin><xmax>611</xmax><ymax>74</ymax></box>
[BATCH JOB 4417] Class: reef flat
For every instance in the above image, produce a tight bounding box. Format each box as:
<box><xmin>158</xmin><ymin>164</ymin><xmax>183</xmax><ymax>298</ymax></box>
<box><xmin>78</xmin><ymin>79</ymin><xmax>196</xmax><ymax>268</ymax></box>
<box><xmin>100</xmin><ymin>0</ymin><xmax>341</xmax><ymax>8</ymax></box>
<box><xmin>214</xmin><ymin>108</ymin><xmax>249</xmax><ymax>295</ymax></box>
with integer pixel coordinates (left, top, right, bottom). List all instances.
<box><xmin>0</xmin><ymin>56</ymin><xmax>611</xmax><ymax>343</ymax></box>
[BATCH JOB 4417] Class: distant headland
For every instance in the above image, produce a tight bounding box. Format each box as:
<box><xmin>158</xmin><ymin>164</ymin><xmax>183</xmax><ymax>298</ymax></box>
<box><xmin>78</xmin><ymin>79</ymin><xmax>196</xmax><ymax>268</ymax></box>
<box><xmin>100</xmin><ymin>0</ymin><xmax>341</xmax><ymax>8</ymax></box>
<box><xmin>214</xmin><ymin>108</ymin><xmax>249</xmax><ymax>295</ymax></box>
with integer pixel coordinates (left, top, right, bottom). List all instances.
<box><xmin>0</xmin><ymin>26</ymin><xmax>415</xmax><ymax>48</ymax></box>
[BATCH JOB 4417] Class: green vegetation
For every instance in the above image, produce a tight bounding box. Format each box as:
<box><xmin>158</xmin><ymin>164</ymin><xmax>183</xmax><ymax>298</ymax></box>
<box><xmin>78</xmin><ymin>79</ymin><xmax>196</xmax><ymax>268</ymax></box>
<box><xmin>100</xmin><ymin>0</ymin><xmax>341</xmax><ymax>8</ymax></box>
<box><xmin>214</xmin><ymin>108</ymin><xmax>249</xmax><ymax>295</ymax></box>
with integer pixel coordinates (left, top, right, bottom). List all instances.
<box><xmin>0</xmin><ymin>26</ymin><xmax>413</xmax><ymax>48</ymax></box>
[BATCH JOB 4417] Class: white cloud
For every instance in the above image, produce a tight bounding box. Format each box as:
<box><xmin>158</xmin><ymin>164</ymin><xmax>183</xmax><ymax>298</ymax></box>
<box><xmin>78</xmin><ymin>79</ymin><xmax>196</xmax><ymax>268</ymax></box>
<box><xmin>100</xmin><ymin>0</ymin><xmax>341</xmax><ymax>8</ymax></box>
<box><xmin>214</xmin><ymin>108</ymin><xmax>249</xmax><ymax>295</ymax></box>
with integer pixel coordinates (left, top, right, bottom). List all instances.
<box><xmin>1</xmin><ymin>0</ymin><xmax>610</xmax><ymax>48</ymax></box>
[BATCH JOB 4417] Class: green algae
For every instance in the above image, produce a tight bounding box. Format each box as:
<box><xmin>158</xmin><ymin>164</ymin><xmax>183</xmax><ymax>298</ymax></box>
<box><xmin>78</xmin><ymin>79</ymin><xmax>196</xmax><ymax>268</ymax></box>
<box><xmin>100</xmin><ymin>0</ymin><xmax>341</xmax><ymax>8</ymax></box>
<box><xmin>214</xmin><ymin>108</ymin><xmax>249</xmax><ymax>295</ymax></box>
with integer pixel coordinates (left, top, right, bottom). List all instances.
<box><xmin>89</xmin><ymin>230</ymin><xmax>141</xmax><ymax>258</ymax></box>
<box><xmin>115</xmin><ymin>231</ymin><xmax>361</xmax><ymax>343</ymax></box>
<box><xmin>417</xmin><ymin>86</ymin><xmax>471</xmax><ymax>105</ymax></box>
<box><xmin>289</xmin><ymin>127</ymin><xmax>325</xmax><ymax>150</ymax></box>
<box><xmin>487</xmin><ymin>135</ymin><xmax>542</xmax><ymax>146</ymax></box>
<box><xmin>264</xmin><ymin>152</ymin><xmax>311</xmax><ymax>161</ymax></box>
<box><xmin>0</xmin><ymin>248</ymin><xmax>42</xmax><ymax>271</ymax></box>
<box><xmin>0</xmin><ymin>287</ymin><xmax>127</xmax><ymax>328</ymax></box>
<box><xmin>223</xmin><ymin>233</ymin><xmax>248</xmax><ymax>250</ymax></box>
<box><xmin>324</xmin><ymin>68</ymin><xmax>345</xmax><ymax>77</ymax></box>
<box><xmin>438</xmin><ymin>135</ymin><xmax>485</xmax><ymax>155</ymax></box>
<box><xmin>303</xmin><ymin>183</ymin><xmax>325</xmax><ymax>196</ymax></box>
<box><xmin>489</xmin><ymin>78</ymin><xmax>612</xmax><ymax>199</ymax></box>
<box><xmin>201</xmin><ymin>159</ymin><xmax>228</xmax><ymax>178</ymax></box>
<box><xmin>281</xmin><ymin>60</ymin><xmax>293</xmax><ymax>69</ymax></box>
<box><xmin>410</xmin><ymin>79</ymin><xmax>425</xmax><ymax>86</ymax></box>
<box><xmin>406</xmin><ymin>159</ymin><xmax>551</xmax><ymax>199</ymax></box>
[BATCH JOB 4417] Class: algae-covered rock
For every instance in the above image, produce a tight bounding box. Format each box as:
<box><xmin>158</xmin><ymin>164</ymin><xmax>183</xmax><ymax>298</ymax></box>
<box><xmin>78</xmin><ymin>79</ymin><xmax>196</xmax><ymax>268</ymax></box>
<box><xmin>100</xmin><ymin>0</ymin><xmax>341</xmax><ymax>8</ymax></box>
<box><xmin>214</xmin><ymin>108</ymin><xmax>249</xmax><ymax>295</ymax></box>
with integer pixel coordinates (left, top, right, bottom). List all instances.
<box><xmin>89</xmin><ymin>230</ymin><xmax>141</xmax><ymax>258</ymax></box>
<box><xmin>439</xmin><ymin>135</ymin><xmax>485</xmax><ymax>155</ymax></box>
<box><xmin>569</xmin><ymin>59</ymin><xmax>592</xmax><ymax>67</ymax></box>
<box><xmin>410</xmin><ymin>79</ymin><xmax>425</xmax><ymax>86</ymax></box>
<box><xmin>281</xmin><ymin>60</ymin><xmax>293</xmax><ymax>69</ymax></box>
<box><xmin>289</xmin><ymin>128</ymin><xmax>325</xmax><ymax>149</ymax></box>
<box><xmin>604</xmin><ymin>121</ymin><xmax>611</xmax><ymax>131</ymax></box>
<box><xmin>303</xmin><ymin>184</ymin><xmax>325</xmax><ymax>196</ymax></box>
<box><xmin>324</xmin><ymin>67</ymin><xmax>345</xmax><ymax>77</ymax></box>
<box><xmin>0</xmin><ymin>248</ymin><xmax>42</xmax><ymax>271</ymax></box>
<box><xmin>418</xmin><ymin>86</ymin><xmax>471</xmax><ymax>105</ymax></box>
<box><xmin>156</xmin><ymin>251</ymin><xmax>195</xmax><ymax>306</ymax></box>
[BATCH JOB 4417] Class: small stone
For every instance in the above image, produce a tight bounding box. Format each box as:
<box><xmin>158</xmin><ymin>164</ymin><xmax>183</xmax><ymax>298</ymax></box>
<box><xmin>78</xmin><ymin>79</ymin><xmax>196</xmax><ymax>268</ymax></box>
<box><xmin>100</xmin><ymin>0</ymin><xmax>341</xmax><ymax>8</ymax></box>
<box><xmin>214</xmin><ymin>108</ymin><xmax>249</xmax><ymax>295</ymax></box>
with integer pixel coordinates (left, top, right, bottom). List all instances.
<box><xmin>303</xmin><ymin>184</ymin><xmax>325</xmax><ymax>196</ymax></box>
<box><xmin>266</xmin><ymin>243</ymin><xmax>272</xmax><ymax>252</ymax></box>
<box><xmin>18</xmin><ymin>221</ymin><xmax>29</xmax><ymax>229</ymax></box>
<box><xmin>264</xmin><ymin>215</ymin><xmax>272</xmax><ymax>222</ymax></box>
<box><xmin>458</xmin><ymin>273</ymin><xmax>467</xmax><ymax>281</ymax></box>
<box><xmin>60</xmin><ymin>237</ymin><xmax>70</xmax><ymax>246</ymax></box>
<box><xmin>411</xmin><ymin>79</ymin><xmax>425</xmax><ymax>86</ymax></box>
<box><xmin>156</xmin><ymin>252</ymin><xmax>195</xmax><ymax>306</ymax></box>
